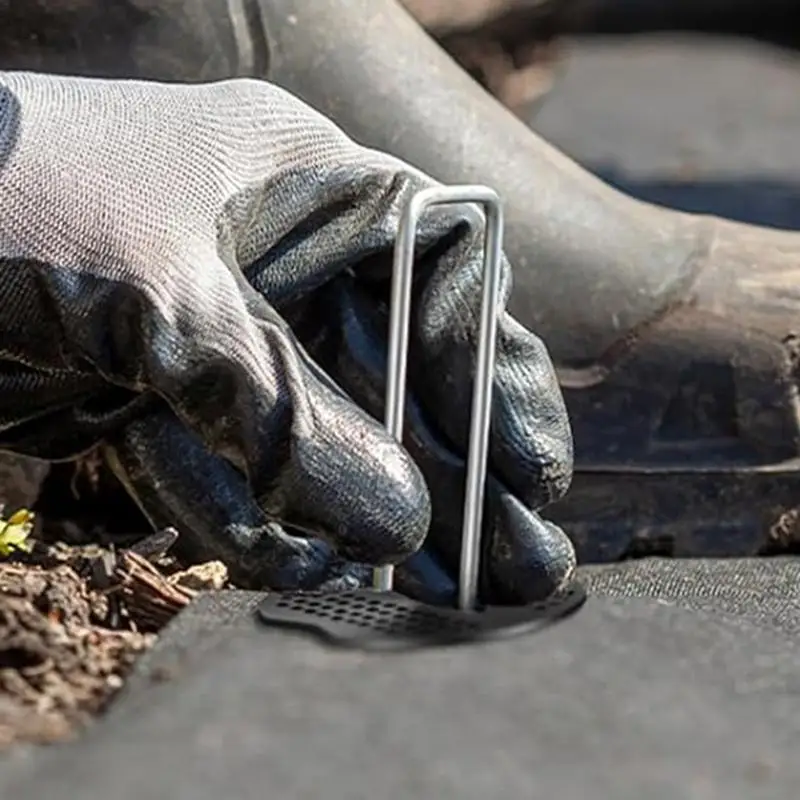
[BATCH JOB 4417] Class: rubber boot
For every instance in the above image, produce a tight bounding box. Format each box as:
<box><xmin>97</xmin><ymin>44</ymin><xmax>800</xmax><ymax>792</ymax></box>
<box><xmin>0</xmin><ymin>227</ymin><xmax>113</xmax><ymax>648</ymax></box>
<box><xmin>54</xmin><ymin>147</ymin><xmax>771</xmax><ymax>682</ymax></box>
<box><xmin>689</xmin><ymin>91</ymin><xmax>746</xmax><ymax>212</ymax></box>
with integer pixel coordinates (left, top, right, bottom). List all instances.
<box><xmin>3</xmin><ymin>0</ymin><xmax>800</xmax><ymax>561</ymax></box>
<box><xmin>0</xmin><ymin>0</ymin><xmax>585</xmax><ymax>114</ymax></box>
<box><xmin>215</xmin><ymin>0</ymin><xmax>800</xmax><ymax>561</ymax></box>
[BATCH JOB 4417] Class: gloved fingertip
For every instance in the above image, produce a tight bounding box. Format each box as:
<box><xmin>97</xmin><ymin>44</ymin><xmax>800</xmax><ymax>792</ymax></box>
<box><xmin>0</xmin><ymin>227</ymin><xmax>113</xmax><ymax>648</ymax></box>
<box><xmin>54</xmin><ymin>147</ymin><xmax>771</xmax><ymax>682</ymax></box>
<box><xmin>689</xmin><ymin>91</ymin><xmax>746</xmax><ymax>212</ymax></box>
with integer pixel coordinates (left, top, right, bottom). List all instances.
<box><xmin>288</xmin><ymin>404</ymin><xmax>432</xmax><ymax>567</ymax></box>
<box><xmin>488</xmin><ymin>494</ymin><xmax>576</xmax><ymax>605</ymax></box>
<box><xmin>395</xmin><ymin>546</ymin><xmax>458</xmax><ymax>607</ymax></box>
<box><xmin>246</xmin><ymin>527</ymin><xmax>336</xmax><ymax>592</ymax></box>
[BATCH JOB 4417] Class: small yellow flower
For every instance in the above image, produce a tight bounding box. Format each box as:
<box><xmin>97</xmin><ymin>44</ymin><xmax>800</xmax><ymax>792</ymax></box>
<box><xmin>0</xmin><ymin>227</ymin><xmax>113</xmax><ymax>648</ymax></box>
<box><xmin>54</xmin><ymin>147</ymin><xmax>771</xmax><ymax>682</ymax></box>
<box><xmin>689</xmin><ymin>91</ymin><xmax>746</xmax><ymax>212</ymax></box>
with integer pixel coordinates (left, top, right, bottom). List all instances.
<box><xmin>0</xmin><ymin>508</ymin><xmax>35</xmax><ymax>557</ymax></box>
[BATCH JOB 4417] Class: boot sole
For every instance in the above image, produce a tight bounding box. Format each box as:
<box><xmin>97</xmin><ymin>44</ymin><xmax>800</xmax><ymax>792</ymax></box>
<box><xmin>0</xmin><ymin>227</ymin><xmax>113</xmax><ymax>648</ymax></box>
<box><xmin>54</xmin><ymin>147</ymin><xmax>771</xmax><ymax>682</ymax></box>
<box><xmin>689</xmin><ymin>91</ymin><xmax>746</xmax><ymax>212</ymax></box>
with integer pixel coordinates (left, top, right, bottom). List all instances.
<box><xmin>548</xmin><ymin>459</ymin><xmax>800</xmax><ymax>562</ymax></box>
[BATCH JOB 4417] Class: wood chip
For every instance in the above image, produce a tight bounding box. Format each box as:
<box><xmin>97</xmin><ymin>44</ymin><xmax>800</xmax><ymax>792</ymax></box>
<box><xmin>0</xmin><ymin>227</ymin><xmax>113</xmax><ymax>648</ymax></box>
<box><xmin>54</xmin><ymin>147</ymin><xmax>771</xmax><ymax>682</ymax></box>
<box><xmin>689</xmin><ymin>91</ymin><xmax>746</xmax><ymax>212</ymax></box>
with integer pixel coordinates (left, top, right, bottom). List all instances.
<box><xmin>114</xmin><ymin>551</ymin><xmax>196</xmax><ymax>633</ymax></box>
<box><xmin>169</xmin><ymin>560</ymin><xmax>228</xmax><ymax>592</ymax></box>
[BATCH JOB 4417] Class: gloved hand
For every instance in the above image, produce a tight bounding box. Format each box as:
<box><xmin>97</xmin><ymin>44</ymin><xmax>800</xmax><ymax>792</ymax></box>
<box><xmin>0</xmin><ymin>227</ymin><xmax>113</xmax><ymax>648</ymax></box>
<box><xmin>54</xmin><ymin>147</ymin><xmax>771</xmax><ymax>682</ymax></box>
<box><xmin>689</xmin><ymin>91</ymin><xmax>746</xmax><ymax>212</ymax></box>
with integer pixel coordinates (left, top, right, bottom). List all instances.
<box><xmin>0</xmin><ymin>72</ymin><xmax>575</xmax><ymax>604</ymax></box>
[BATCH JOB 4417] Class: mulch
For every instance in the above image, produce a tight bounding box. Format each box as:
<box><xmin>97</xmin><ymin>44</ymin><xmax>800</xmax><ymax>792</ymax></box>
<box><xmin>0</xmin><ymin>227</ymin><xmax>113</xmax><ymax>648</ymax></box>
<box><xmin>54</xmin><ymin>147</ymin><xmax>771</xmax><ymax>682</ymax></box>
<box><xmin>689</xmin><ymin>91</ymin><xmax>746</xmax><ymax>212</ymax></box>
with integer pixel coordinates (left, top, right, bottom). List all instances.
<box><xmin>0</xmin><ymin>528</ymin><xmax>229</xmax><ymax>748</ymax></box>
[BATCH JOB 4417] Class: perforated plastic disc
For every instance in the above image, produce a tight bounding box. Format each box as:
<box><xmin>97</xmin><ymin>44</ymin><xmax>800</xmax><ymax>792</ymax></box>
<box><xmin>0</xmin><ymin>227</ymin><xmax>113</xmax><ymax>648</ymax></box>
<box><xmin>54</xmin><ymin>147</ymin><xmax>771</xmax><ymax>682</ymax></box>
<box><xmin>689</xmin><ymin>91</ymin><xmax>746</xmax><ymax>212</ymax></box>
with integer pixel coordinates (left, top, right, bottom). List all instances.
<box><xmin>256</xmin><ymin>581</ymin><xmax>587</xmax><ymax>652</ymax></box>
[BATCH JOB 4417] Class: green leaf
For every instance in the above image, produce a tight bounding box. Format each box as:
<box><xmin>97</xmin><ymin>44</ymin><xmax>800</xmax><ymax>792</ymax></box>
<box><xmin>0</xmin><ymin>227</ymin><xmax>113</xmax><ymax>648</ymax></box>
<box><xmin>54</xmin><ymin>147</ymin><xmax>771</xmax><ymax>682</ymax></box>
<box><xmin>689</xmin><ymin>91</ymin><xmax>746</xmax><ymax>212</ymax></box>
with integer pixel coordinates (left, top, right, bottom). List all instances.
<box><xmin>0</xmin><ymin>508</ymin><xmax>35</xmax><ymax>557</ymax></box>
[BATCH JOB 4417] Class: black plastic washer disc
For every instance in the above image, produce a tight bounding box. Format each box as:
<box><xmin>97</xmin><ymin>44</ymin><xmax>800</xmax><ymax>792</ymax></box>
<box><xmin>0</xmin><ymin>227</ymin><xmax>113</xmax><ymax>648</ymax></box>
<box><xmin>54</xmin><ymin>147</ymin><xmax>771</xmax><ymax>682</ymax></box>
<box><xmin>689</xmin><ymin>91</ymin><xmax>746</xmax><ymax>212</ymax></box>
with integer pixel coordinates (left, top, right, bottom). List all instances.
<box><xmin>256</xmin><ymin>580</ymin><xmax>587</xmax><ymax>652</ymax></box>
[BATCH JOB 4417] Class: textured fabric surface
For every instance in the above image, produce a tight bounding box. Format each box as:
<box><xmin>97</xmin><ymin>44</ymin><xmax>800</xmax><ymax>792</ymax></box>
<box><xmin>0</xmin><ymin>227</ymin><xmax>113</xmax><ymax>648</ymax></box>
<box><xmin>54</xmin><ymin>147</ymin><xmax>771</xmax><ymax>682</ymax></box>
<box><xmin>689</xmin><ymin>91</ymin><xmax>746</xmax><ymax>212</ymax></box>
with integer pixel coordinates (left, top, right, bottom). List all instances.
<box><xmin>3</xmin><ymin>558</ymin><xmax>800</xmax><ymax>800</ymax></box>
<box><xmin>0</xmin><ymin>72</ymin><xmax>574</xmax><ymax>601</ymax></box>
<box><xmin>580</xmin><ymin>557</ymin><xmax>800</xmax><ymax>636</ymax></box>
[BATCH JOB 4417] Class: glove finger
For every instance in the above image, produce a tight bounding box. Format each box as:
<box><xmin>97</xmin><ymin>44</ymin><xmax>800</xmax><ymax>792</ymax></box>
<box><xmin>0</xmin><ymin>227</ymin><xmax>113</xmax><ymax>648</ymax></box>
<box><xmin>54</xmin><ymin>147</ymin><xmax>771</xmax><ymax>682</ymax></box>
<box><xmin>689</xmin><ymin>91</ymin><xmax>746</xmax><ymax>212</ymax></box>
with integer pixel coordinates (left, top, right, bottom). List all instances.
<box><xmin>103</xmin><ymin>405</ymin><xmax>338</xmax><ymax>591</ymax></box>
<box><xmin>406</xmin><ymin>405</ymin><xmax>576</xmax><ymax>604</ymax></box>
<box><xmin>404</xmin><ymin>204</ymin><xmax>573</xmax><ymax>511</ymax></box>
<box><xmin>242</xmin><ymin>276</ymin><xmax>432</xmax><ymax>565</ymax></box>
<box><xmin>267</xmin><ymin>345</ymin><xmax>431</xmax><ymax>566</ymax></box>
<box><xmin>310</xmin><ymin>279</ymin><xmax>575</xmax><ymax>603</ymax></box>
<box><xmin>393</xmin><ymin>547</ymin><xmax>459</xmax><ymax>607</ymax></box>
<box><xmin>483</xmin><ymin>492</ymin><xmax>576</xmax><ymax>604</ymax></box>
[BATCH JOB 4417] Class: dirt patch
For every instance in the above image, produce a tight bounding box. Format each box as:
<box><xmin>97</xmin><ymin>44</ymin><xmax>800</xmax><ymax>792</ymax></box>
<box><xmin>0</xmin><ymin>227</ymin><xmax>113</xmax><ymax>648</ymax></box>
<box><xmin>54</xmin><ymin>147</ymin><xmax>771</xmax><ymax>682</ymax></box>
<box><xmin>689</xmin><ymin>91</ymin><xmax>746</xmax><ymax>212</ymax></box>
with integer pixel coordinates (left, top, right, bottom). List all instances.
<box><xmin>0</xmin><ymin>450</ymin><xmax>233</xmax><ymax>749</ymax></box>
<box><xmin>0</xmin><ymin>532</ymin><xmax>229</xmax><ymax>748</ymax></box>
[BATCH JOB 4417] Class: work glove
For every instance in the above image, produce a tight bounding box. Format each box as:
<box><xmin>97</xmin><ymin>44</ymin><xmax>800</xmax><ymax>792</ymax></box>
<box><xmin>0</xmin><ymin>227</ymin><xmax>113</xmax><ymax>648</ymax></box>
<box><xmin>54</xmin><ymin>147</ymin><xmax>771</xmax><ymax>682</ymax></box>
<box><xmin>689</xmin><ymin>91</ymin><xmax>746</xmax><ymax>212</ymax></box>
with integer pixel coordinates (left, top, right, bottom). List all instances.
<box><xmin>0</xmin><ymin>72</ymin><xmax>575</xmax><ymax>604</ymax></box>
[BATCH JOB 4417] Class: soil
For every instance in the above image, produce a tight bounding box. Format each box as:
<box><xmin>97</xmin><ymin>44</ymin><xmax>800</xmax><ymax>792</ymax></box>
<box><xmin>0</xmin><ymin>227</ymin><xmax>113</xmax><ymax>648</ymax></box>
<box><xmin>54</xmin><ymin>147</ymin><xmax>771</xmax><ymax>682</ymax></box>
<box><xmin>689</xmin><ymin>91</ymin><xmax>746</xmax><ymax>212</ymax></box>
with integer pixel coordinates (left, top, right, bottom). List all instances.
<box><xmin>0</xmin><ymin>456</ymin><xmax>231</xmax><ymax>749</ymax></box>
